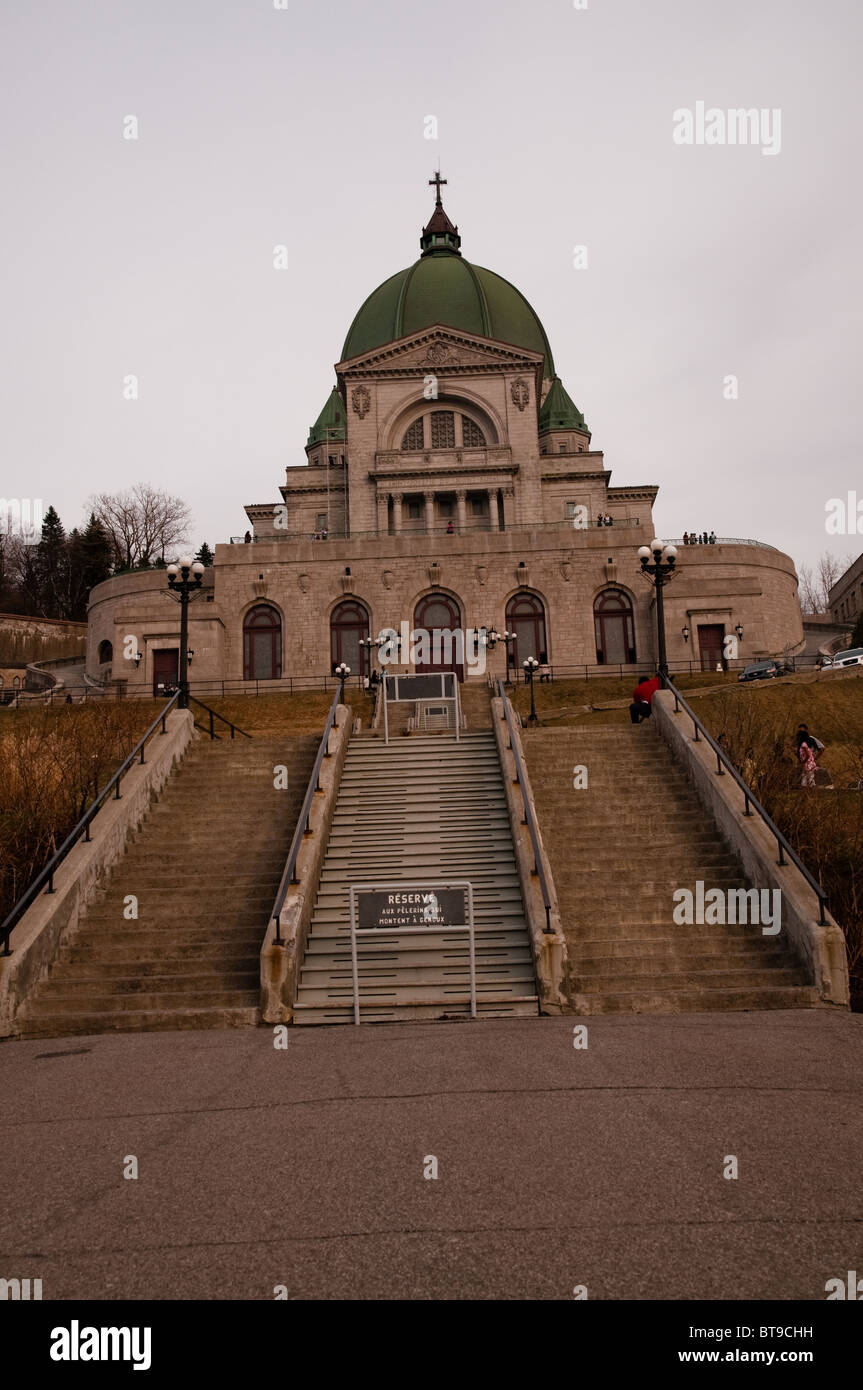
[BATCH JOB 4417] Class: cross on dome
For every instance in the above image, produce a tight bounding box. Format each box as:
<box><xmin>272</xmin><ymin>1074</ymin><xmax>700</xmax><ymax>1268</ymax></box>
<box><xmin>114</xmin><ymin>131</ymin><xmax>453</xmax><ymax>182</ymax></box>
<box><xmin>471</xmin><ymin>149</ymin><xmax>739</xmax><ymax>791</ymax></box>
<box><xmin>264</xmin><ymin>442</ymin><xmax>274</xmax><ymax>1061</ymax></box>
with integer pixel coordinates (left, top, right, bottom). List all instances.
<box><xmin>429</xmin><ymin>170</ymin><xmax>447</xmax><ymax>205</ymax></box>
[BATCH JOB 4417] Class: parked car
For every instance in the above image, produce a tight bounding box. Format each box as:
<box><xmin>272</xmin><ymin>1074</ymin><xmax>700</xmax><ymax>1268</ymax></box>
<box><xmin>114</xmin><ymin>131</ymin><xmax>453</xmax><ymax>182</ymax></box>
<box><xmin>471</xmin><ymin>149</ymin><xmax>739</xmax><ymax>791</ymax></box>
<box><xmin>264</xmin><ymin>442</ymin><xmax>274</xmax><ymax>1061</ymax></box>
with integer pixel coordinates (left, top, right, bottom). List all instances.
<box><xmin>738</xmin><ymin>660</ymin><xmax>779</xmax><ymax>683</ymax></box>
<box><xmin>822</xmin><ymin>647</ymin><xmax>863</xmax><ymax>672</ymax></box>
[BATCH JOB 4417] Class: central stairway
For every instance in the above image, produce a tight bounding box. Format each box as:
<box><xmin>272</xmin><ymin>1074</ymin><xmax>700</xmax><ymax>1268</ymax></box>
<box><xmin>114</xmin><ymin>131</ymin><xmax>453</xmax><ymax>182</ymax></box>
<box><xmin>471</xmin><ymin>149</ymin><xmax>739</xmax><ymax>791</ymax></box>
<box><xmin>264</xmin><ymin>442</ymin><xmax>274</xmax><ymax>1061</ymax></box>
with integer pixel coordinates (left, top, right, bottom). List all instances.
<box><xmin>293</xmin><ymin>731</ymin><xmax>538</xmax><ymax>1023</ymax></box>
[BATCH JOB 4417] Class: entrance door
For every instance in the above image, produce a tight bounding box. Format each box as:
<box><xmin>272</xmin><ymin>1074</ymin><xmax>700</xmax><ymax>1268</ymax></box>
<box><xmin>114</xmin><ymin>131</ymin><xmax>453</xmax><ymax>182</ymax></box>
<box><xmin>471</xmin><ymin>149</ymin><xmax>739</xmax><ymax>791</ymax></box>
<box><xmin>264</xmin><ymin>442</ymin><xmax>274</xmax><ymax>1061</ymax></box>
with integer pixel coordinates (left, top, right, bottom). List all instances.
<box><xmin>413</xmin><ymin>594</ymin><xmax>464</xmax><ymax>682</ymax></box>
<box><xmin>152</xmin><ymin>648</ymin><xmax>178</xmax><ymax>696</ymax></box>
<box><xmin>698</xmin><ymin>624</ymin><xmax>725</xmax><ymax>672</ymax></box>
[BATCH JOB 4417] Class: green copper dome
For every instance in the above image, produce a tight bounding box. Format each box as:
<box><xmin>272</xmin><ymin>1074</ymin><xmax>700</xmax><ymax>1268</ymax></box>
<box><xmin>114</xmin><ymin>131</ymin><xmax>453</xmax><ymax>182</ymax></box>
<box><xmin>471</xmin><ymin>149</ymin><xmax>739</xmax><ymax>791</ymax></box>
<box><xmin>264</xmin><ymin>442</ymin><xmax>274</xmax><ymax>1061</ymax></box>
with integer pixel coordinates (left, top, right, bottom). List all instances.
<box><xmin>539</xmin><ymin>375</ymin><xmax>588</xmax><ymax>434</ymax></box>
<box><xmin>307</xmin><ymin>386</ymin><xmax>346</xmax><ymax>448</ymax></box>
<box><xmin>340</xmin><ymin>189</ymin><xmax>555</xmax><ymax>379</ymax></box>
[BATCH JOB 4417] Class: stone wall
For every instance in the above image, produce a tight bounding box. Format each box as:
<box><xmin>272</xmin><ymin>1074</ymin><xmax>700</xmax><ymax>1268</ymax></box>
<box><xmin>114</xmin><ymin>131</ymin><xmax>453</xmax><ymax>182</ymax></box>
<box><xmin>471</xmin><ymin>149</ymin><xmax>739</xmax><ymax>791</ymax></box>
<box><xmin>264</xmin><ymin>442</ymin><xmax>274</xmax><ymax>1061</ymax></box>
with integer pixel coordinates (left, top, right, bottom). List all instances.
<box><xmin>85</xmin><ymin>532</ymin><xmax>803</xmax><ymax>686</ymax></box>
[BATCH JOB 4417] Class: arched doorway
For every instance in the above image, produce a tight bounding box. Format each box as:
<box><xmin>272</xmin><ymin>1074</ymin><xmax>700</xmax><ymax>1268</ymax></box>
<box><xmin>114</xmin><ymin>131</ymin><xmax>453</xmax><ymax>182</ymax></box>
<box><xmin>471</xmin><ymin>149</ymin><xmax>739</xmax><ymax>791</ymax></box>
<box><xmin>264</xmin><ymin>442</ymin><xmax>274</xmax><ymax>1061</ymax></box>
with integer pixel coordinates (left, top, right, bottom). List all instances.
<box><xmin>594</xmin><ymin>589</ymin><xmax>636</xmax><ymax>665</ymax></box>
<box><xmin>243</xmin><ymin>604</ymin><xmax>282</xmax><ymax>680</ymax></box>
<box><xmin>98</xmin><ymin>639</ymin><xmax>113</xmax><ymax>664</ymax></box>
<box><xmin>506</xmin><ymin>593</ymin><xmax>548</xmax><ymax>667</ymax></box>
<box><xmin>413</xmin><ymin>593</ymin><xmax>464</xmax><ymax>681</ymax></box>
<box><xmin>330</xmin><ymin>600</ymin><xmax>370</xmax><ymax>677</ymax></box>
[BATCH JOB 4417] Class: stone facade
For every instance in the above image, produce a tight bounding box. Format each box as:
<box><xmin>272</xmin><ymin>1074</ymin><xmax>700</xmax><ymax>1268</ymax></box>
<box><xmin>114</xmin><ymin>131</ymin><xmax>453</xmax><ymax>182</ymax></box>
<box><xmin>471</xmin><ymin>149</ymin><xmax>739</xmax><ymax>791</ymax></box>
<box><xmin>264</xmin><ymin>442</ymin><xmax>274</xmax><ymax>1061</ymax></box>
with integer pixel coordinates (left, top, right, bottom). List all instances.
<box><xmin>828</xmin><ymin>551</ymin><xmax>863</xmax><ymax>627</ymax></box>
<box><xmin>85</xmin><ymin>202</ymin><xmax>804</xmax><ymax>690</ymax></box>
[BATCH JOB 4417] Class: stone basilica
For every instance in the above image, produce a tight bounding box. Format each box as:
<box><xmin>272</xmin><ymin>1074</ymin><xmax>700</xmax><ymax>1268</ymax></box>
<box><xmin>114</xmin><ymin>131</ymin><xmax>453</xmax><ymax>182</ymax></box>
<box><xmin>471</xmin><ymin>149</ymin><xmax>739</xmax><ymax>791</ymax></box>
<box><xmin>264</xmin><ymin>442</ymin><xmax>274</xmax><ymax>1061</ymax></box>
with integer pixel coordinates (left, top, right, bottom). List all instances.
<box><xmin>86</xmin><ymin>177</ymin><xmax>803</xmax><ymax>691</ymax></box>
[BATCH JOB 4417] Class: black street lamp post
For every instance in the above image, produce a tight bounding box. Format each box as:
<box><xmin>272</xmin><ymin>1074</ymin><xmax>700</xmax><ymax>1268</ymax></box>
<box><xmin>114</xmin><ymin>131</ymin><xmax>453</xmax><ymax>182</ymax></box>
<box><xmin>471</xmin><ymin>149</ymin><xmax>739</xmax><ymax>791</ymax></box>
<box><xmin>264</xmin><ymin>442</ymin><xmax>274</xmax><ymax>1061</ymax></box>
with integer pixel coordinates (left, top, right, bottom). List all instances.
<box><xmin>359</xmin><ymin>633</ymin><xmax>395</xmax><ymax>691</ymax></box>
<box><xmin>638</xmin><ymin>539</ymin><xmax>679</xmax><ymax>683</ymax></box>
<box><xmin>165</xmin><ymin>556</ymin><xmax>205</xmax><ymax>709</ymax></box>
<box><xmin>523</xmin><ymin>656</ymin><xmax>539</xmax><ymax>722</ymax></box>
<box><xmin>484</xmin><ymin>625</ymin><xmax>516</xmax><ymax>684</ymax></box>
<box><xmin>335</xmin><ymin>662</ymin><xmax>350</xmax><ymax>703</ymax></box>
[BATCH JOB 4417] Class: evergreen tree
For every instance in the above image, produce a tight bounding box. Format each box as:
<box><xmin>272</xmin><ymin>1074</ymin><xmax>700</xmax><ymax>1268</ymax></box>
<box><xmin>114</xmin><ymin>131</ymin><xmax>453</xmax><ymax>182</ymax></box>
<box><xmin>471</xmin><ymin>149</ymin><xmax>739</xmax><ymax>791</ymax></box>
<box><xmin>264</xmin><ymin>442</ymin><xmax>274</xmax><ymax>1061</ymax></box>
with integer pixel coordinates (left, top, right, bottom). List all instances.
<box><xmin>34</xmin><ymin>505</ymin><xmax>70</xmax><ymax>617</ymax></box>
<box><xmin>68</xmin><ymin>513</ymin><xmax>113</xmax><ymax>620</ymax></box>
<box><xmin>194</xmin><ymin>542</ymin><xmax>214</xmax><ymax>567</ymax></box>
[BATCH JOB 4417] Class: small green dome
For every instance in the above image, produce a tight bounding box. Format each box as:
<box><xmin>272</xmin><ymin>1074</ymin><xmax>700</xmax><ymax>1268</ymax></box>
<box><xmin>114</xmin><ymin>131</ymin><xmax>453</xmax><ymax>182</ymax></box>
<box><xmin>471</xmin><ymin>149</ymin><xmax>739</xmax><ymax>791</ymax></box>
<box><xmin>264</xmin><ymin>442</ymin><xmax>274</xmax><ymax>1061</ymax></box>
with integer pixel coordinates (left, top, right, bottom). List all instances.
<box><xmin>341</xmin><ymin>193</ymin><xmax>555</xmax><ymax>379</ymax></box>
<box><xmin>307</xmin><ymin>387</ymin><xmax>346</xmax><ymax>448</ymax></box>
<box><xmin>539</xmin><ymin>376</ymin><xmax>588</xmax><ymax>434</ymax></box>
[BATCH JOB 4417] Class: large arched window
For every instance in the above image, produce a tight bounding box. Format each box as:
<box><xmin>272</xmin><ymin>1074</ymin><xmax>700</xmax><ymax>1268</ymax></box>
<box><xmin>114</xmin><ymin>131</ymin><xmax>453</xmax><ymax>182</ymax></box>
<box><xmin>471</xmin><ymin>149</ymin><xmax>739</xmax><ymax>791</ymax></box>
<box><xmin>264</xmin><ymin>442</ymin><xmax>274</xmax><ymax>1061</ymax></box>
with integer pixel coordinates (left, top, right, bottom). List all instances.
<box><xmin>330</xmin><ymin>600</ymin><xmax>370</xmax><ymax>676</ymax></box>
<box><xmin>506</xmin><ymin>593</ymin><xmax>548</xmax><ymax>666</ymax></box>
<box><xmin>243</xmin><ymin>604</ymin><xmax>282</xmax><ymax>680</ymax></box>
<box><xmin>413</xmin><ymin>593</ymin><xmax>464</xmax><ymax>680</ymax></box>
<box><xmin>98</xmin><ymin>639</ymin><xmax>113</xmax><ymax>664</ymax></box>
<box><xmin>594</xmin><ymin>589</ymin><xmax>636</xmax><ymax>665</ymax></box>
<box><xmin>401</xmin><ymin>410</ymin><xmax>487</xmax><ymax>451</ymax></box>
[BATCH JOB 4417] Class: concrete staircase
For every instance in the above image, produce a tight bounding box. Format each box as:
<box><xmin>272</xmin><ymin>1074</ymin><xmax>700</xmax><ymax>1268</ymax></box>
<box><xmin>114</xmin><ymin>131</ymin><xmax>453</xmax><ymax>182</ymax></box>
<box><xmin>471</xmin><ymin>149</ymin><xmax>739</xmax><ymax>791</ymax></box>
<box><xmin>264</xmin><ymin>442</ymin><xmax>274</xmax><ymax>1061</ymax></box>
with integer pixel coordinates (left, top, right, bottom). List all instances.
<box><xmin>524</xmin><ymin>724</ymin><xmax>819</xmax><ymax>1013</ymax></box>
<box><xmin>294</xmin><ymin>731</ymin><xmax>538</xmax><ymax>1023</ymax></box>
<box><xmin>458</xmin><ymin>681</ymin><xmax>493</xmax><ymax>729</ymax></box>
<box><xmin>15</xmin><ymin>736</ymin><xmax>318</xmax><ymax>1038</ymax></box>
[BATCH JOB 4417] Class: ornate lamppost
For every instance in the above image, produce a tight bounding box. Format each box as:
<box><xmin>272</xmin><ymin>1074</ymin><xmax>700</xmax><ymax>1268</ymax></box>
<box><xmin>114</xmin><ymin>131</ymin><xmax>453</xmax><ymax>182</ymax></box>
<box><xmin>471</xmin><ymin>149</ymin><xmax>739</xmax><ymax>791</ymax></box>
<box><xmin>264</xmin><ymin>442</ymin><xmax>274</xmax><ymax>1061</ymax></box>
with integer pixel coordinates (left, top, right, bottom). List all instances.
<box><xmin>335</xmin><ymin>662</ymin><xmax>350</xmax><ymax>703</ymax></box>
<box><xmin>523</xmin><ymin>655</ymin><xmax>539</xmax><ymax>723</ymax></box>
<box><xmin>484</xmin><ymin>625</ymin><xmax>517</xmax><ymax>684</ymax></box>
<box><xmin>165</xmin><ymin>556</ymin><xmax>205</xmax><ymax>709</ymax></box>
<box><xmin>637</xmin><ymin>539</ymin><xmax>679</xmax><ymax>682</ymax></box>
<box><xmin>359</xmin><ymin>632</ymin><xmax>396</xmax><ymax>691</ymax></box>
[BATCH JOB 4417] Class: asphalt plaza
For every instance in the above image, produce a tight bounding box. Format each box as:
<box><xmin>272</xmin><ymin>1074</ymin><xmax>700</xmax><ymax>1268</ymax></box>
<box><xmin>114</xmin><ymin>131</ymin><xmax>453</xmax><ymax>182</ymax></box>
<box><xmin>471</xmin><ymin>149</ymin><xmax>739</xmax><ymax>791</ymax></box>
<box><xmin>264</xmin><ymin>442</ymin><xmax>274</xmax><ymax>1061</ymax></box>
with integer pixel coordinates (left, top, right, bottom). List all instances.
<box><xmin>1</xmin><ymin>1010</ymin><xmax>861</xmax><ymax>1301</ymax></box>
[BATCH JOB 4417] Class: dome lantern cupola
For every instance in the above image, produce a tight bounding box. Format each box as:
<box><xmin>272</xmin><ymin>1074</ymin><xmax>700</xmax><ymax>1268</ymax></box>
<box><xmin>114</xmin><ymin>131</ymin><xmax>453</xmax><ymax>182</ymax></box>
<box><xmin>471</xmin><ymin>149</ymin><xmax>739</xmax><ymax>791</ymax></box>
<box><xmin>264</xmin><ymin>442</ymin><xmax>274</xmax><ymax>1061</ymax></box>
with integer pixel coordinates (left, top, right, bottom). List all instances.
<box><xmin>420</xmin><ymin>171</ymin><xmax>462</xmax><ymax>257</ymax></box>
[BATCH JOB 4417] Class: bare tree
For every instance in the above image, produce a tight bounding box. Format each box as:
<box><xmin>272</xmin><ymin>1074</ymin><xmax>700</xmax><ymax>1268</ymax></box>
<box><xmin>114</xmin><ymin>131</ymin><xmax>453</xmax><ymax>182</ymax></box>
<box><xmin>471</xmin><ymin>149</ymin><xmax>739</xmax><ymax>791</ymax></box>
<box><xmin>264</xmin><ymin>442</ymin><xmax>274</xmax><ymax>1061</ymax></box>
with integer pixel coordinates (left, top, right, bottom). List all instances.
<box><xmin>797</xmin><ymin>549</ymin><xmax>855</xmax><ymax>614</ymax></box>
<box><xmin>89</xmin><ymin>484</ymin><xmax>192</xmax><ymax>571</ymax></box>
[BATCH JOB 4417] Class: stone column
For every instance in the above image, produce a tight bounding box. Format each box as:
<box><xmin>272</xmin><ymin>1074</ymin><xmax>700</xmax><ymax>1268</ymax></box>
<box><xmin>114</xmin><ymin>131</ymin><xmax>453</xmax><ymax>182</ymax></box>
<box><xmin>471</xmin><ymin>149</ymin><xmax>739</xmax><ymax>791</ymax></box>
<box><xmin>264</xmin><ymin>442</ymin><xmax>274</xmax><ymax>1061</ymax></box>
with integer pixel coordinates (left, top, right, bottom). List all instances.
<box><xmin>456</xmin><ymin>489</ymin><xmax>467</xmax><ymax>532</ymax></box>
<box><xmin>392</xmin><ymin>492</ymin><xmax>403</xmax><ymax>535</ymax></box>
<box><xmin>376</xmin><ymin>492</ymin><xmax>388</xmax><ymax>536</ymax></box>
<box><xmin>488</xmin><ymin>488</ymin><xmax>500</xmax><ymax>531</ymax></box>
<box><xmin>424</xmin><ymin>490</ymin><xmax>435</xmax><ymax>533</ymax></box>
<box><xmin>501</xmin><ymin>486</ymin><xmax>513</xmax><ymax>530</ymax></box>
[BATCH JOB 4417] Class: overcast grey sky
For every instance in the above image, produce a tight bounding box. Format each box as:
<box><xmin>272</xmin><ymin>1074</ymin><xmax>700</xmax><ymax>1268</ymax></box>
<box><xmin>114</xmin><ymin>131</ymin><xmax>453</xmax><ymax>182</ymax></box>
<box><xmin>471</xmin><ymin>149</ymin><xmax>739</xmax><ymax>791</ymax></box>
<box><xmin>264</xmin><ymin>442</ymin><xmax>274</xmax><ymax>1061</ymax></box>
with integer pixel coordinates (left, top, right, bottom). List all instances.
<box><xmin>2</xmin><ymin>0</ymin><xmax>860</xmax><ymax>574</ymax></box>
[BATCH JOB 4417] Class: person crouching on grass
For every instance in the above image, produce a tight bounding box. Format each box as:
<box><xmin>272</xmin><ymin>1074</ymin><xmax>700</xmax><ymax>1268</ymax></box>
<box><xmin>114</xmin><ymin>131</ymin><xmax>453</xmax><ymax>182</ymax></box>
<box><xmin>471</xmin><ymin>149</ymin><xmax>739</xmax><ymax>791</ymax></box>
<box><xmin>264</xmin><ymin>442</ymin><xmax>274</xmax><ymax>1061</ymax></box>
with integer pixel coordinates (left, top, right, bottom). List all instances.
<box><xmin>629</xmin><ymin>673</ymin><xmax>661</xmax><ymax>724</ymax></box>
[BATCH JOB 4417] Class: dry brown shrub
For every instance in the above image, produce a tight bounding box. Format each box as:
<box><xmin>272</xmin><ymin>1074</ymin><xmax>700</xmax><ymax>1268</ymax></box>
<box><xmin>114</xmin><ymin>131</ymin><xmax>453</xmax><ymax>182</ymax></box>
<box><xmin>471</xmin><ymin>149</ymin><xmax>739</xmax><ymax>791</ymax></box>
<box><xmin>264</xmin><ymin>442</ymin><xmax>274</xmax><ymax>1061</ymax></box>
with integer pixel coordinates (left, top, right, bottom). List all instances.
<box><xmin>700</xmin><ymin>687</ymin><xmax>863</xmax><ymax>1005</ymax></box>
<box><xmin>0</xmin><ymin>702</ymin><xmax>161</xmax><ymax>923</ymax></box>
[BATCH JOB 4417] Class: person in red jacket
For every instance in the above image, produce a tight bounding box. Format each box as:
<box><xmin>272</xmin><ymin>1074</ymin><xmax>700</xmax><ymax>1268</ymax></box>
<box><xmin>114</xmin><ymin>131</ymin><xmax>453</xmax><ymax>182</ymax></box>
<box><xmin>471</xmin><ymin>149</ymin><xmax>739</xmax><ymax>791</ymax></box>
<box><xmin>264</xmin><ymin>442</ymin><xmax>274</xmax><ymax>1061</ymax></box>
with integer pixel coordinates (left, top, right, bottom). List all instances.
<box><xmin>630</xmin><ymin>674</ymin><xmax>661</xmax><ymax>724</ymax></box>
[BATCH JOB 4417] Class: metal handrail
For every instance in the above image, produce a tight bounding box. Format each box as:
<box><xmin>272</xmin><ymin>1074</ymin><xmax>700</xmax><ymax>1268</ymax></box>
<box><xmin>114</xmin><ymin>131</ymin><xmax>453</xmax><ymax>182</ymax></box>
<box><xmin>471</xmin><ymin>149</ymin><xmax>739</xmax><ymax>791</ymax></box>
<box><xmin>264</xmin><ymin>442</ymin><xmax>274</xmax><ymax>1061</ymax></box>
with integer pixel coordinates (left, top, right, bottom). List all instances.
<box><xmin>495</xmin><ymin>678</ymin><xmax>553</xmax><ymax>932</ymax></box>
<box><xmin>663</xmin><ymin>676</ymin><xmax>829</xmax><ymax>925</ymax></box>
<box><xmin>0</xmin><ymin>691</ymin><xmax>182</xmax><ymax>956</ymax></box>
<box><xmin>269</xmin><ymin>689</ymin><xmax>341</xmax><ymax>945</ymax></box>
<box><xmin>187</xmin><ymin>694</ymin><xmax>251</xmax><ymax>740</ymax></box>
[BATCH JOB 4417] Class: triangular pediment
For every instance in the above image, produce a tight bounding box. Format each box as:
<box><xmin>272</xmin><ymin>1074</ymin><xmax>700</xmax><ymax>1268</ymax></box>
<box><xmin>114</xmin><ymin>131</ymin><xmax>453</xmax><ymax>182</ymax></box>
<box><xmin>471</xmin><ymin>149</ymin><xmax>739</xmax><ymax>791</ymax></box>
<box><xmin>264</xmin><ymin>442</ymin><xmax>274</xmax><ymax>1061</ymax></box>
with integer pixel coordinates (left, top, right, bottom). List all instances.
<box><xmin>337</xmin><ymin>325</ymin><xmax>543</xmax><ymax>377</ymax></box>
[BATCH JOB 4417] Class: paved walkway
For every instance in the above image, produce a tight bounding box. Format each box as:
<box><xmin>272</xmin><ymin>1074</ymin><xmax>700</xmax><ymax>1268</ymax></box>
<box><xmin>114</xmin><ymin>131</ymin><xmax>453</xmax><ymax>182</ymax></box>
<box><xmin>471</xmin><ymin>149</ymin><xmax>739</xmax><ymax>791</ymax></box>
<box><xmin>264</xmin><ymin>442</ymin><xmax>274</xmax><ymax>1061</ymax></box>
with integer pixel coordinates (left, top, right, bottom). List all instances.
<box><xmin>1</xmin><ymin>1011</ymin><xmax>861</xmax><ymax>1300</ymax></box>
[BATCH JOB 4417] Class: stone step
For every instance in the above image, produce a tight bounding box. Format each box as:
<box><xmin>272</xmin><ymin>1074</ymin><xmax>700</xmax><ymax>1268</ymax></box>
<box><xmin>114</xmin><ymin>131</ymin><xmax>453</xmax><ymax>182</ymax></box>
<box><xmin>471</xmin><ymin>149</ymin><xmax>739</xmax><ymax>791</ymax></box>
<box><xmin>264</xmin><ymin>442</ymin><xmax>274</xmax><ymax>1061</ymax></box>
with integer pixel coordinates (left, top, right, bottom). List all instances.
<box><xmin>292</xmin><ymin>996</ymin><xmax>539</xmax><ymax>1025</ymax></box>
<box><xmin>568</xmin><ymin>985</ymin><xmax>820</xmax><ymax>1014</ymax></box>
<box><xmin>15</xmin><ymin>1005</ymin><xmax>261</xmax><ymax>1038</ymax></box>
<box><xmin>55</xmin><ymin>949</ymin><xmax>261</xmax><ymax>972</ymax></box>
<box><xmin>24</xmin><ymin>986</ymin><xmax>260</xmax><ymax>1015</ymax></box>
<box><xmin>33</xmin><ymin>969</ymin><xmax>258</xmax><ymax>996</ymax></box>
<box><xmin>301</xmin><ymin>942</ymin><xmax>532</xmax><ymax>967</ymax></box>
<box><xmin>295</xmin><ymin>978</ymin><xmax>535</xmax><ymax>1006</ymax></box>
<box><xmin>570</xmin><ymin>965</ymin><xmax>810</xmax><ymax>991</ymax></box>
<box><xmin>571</xmin><ymin>941</ymin><xmax>791</xmax><ymax>966</ymax></box>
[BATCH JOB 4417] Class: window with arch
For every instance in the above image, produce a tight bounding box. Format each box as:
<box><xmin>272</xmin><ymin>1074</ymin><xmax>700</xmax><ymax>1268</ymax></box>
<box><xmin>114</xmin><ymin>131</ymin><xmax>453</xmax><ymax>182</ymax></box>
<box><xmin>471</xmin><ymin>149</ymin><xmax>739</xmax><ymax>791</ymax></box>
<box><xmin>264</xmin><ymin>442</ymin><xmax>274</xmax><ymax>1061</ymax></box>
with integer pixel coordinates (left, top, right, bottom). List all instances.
<box><xmin>13</xmin><ymin>675</ymin><xmax>21</xmax><ymax>688</ymax></box>
<box><xmin>401</xmin><ymin>410</ymin><xmax>488</xmax><ymax>451</ymax></box>
<box><xmin>506</xmin><ymin>593</ymin><xmax>548</xmax><ymax>667</ymax></box>
<box><xmin>413</xmin><ymin>592</ymin><xmax>464</xmax><ymax>680</ymax></box>
<box><xmin>243</xmin><ymin>604</ymin><xmax>282</xmax><ymax>680</ymax></box>
<box><xmin>330</xmin><ymin>600</ymin><xmax>370</xmax><ymax>677</ymax></box>
<box><xmin>461</xmin><ymin>415</ymin><xmax>485</xmax><ymax>447</ymax></box>
<box><xmin>402</xmin><ymin>418</ymin><xmax>424</xmax><ymax>450</ymax></box>
<box><xmin>98</xmin><ymin>639</ymin><xmax>113</xmax><ymax>664</ymax></box>
<box><xmin>594</xmin><ymin>589</ymin><xmax>636</xmax><ymax>665</ymax></box>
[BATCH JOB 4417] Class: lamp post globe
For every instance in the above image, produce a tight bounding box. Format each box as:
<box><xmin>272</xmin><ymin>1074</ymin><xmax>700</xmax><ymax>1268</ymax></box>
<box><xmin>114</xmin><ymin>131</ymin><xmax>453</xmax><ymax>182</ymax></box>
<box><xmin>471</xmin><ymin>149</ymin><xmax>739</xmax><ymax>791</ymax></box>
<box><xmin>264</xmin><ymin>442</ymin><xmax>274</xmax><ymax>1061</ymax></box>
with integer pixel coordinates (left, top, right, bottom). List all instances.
<box><xmin>638</xmin><ymin>537</ymin><xmax>680</xmax><ymax>684</ymax></box>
